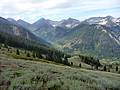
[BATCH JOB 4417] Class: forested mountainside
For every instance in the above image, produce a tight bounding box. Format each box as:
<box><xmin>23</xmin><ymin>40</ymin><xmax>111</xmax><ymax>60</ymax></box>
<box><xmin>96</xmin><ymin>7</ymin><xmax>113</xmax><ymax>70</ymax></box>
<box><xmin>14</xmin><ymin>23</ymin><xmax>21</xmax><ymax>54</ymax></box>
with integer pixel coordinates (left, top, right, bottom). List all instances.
<box><xmin>7</xmin><ymin>16</ymin><xmax>120</xmax><ymax>59</ymax></box>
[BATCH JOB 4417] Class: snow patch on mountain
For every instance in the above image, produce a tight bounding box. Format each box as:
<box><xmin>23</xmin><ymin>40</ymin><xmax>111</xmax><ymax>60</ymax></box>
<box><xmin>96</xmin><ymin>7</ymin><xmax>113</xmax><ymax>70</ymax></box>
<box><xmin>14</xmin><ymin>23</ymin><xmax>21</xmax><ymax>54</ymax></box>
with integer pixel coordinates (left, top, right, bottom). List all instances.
<box><xmin>116</xmin><ymin>18</ymin><xmax>120</xmax><ymax>23</ymax></box>
<box><xmin>72</xmin><ymin>24</ymin><xmax>79</xmax><ymax>28</ymax></box>
<box><xmin>102</xmin><ymin>29</ymin><xmax>107</xmax><ymax>33</ymax></box>
<box><xmin>119</xmin><ymin>36</ymin><xmax>120</xmax><ymax>41</ymax></box>
<box><xmin>108</xmin><ymin>32</ymin><xmax>120</xmax><ymax>45</ymax></box>
<box><xmin>113</xmin><ymin>38</ymin><xmax>120</xmax><ymax>45</ymax></box>
<box><xmin>66</xmin><ymin>24</ymin><xmax>72</xmax><ymax>28</ymax></box>
<box><xmin>98</xmin><ymin>19</ymin><xmax>108</xmax><ymax>25</ymax></box>
<box><xmin>108</xmin><ymin>33</ymin><xmax>114</xmax><ymax>39</ymax></box>
<box><xmin>85</xmin><ymin>16</ymin><xmax>120</xmax><ymax>26</ymax></box>
<box><xmin>101</xmin><ymin>28</ymin><xmax>120</xmax><ymax>46</ymax></box>
<box><xmin>53</xmin><ymin>25</ymin><xmax>56</xmax><ymax>27</ymax></box>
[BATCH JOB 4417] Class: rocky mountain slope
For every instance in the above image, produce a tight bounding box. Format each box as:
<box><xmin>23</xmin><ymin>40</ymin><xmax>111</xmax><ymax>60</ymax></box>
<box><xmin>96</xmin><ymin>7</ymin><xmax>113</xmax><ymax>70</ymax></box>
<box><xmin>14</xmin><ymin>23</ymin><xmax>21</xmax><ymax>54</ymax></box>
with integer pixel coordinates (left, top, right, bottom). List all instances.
<box><xmin>0</xmin><ymin>17</ymin><xmax>50</xmax><ymax>46</ymax></box>
<box><xmin>6</xmin><ymin>16</ymin><xmax>120</xmax><ymax>58</ymax></box>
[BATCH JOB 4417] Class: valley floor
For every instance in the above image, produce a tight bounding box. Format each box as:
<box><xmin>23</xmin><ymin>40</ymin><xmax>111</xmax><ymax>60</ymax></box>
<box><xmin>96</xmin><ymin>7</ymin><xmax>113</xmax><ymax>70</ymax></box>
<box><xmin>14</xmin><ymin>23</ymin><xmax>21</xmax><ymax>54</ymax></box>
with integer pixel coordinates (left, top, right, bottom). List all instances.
<box><xmin>0</xmin><ymin>55</ymin><xmax>120</xmax><ymax>90</ymax></box>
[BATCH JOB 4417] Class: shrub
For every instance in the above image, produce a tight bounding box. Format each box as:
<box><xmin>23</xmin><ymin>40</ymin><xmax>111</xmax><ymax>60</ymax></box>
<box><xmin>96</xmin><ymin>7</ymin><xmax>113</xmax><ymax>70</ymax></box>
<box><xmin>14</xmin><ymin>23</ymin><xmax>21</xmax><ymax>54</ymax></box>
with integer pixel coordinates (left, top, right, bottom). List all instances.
<box><xmin>70</xmin><ymin>62</ymin><xmax>73</xmax><ymax>66</ymax></box>
<box><xmin>79</xmin><ymin>63</ymin><xmax>81</xmax><ymax>68</ymax></box>
<box><xmin>16</xmin><ymin>49</ymin><xmax>20</xmax><ymax>55</ymax></box>
<box><xmin>116</xmin><ymin>66</ymin><xmax>118</xmax><ymax>72</ymax></box>
<box><xmin>27</xmin><ymin>52</ymin><xmax>30</xmax><ymax>57</ymax></box>
<box><xmin>103</xmin><ymin>65</ymin><xmax>107</xmax><ymax>71</ymax></box>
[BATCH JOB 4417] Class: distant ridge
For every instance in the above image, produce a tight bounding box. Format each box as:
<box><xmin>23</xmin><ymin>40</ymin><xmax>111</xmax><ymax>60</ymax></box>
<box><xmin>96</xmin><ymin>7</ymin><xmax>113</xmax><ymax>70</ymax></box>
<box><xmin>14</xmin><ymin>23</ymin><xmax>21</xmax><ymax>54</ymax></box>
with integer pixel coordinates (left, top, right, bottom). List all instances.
<box><xmin>6</xmin><ymin>16</ymin><xmax>120</xmax><ymax>58</ymax></box>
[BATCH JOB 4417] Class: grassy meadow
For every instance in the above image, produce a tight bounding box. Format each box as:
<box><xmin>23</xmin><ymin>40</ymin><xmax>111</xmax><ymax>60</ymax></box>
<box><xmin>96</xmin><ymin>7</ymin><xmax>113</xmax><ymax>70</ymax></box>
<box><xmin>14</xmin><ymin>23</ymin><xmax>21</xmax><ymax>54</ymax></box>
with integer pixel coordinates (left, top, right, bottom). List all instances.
<box><xmin>0</xmin><ymin>45</ymin><xmax>120</xmax><ymax>90</ymax></box>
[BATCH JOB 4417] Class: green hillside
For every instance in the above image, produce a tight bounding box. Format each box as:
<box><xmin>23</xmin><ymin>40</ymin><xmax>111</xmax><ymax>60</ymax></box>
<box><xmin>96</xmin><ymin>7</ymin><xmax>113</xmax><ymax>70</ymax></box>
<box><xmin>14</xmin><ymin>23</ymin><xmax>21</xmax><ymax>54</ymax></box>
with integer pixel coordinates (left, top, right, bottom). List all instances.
<box><xmin>0</xmin><ymin>44</ymin><xmax>120</xmax><ymax>90</ymax></box>
<box><xmin>0</xmin><ymin>55</ymin><xmax>120</xmax><ymax>90</ymax></box>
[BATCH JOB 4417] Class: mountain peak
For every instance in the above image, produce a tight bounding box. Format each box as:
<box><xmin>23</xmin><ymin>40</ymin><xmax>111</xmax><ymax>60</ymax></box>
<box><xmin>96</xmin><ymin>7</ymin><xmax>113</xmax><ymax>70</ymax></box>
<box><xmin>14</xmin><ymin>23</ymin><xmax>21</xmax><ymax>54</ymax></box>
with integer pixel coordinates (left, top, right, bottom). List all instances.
<box><xmin>41</xmin><ymin>18</ymin><xmax>46</xmax><ymax>20</ymax></box>
<box><xmin>38</xmin><ymin>18</ymin><xmax>46</xmax><ymax>22</ymax></box>
<box><xmin>68</xmin><ymin>18</ymin><xmax>76</xmax><ymax>20</ymax></box>
<box><xmin>84</xmin><ymin>16</ymin><xmax>117</xmax><ymax>26</ymax></box>
<box><xmin>17</xmin><ymin>19</ymin><xmax>30</xmax><ymax>24</ymax></box>
<box><xmin>105</xmin><ymin>16</ymin><xmax>114</xmax><ymax>19</ymax></box>
<box><xmin>17</xmin><ymin>19</ymin><xmax>23</xmax><ymax>22</ymax></box>
<box><xmin>7</xmin><ymin>18</ymin><xmax>16</xmax><ymax>22</ymax></box>
<box><xmin>0</xmin><ymin>17</ymin><xmax>12</xmax><ymax>24</ymax></box>
<box><xmin>67</xmin><ymin>18</ymin><xmax>80</xmax><ymax>22</ymax></box>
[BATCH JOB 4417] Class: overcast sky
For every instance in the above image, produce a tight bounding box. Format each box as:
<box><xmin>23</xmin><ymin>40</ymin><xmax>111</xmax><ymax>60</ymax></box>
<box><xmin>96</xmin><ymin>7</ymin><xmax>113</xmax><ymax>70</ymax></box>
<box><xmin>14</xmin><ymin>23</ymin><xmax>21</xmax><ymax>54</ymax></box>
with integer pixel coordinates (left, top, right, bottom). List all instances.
<box><xmin>0</xmin><ymin>0</ymin><xmax>120</xmax><ymax>23</ymax></box>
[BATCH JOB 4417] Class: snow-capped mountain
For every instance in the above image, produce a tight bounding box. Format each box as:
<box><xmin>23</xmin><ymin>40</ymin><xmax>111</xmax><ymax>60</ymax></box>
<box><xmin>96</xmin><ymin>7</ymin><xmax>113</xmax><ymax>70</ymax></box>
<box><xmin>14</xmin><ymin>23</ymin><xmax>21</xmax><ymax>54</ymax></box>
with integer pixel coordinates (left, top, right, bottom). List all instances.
<box><xmin>115</xmin><ymin>18</ymin><xmax>120</xmax><ymax>25</ymax></box>
<box><xmin>57</xmin><ymin>18</ymin><xmax>80</xmax><ymax>28</ymax></box>
<box><xmin>84</xmin><ymin>16</ymin><xmax>120</xmax><ymax>27</ymax></box>
<box><xmin>5</xmin><ymin>16</ymin><xmax>120</xmax><ymax>58</ymax></box>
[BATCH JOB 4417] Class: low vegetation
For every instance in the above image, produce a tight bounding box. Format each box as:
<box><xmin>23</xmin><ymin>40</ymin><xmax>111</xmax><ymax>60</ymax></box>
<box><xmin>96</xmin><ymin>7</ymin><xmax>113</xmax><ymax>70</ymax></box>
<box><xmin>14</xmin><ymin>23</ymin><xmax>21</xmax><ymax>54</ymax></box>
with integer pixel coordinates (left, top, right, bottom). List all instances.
<box><xmin>0</xmin><ymin>43</ymin><xmax>120</xmax><ymax>90</ymax></box>
<box><xmin>0</xmin><ymin>56</ymin><xmax>120</xmax><ymax>90</ymax></box>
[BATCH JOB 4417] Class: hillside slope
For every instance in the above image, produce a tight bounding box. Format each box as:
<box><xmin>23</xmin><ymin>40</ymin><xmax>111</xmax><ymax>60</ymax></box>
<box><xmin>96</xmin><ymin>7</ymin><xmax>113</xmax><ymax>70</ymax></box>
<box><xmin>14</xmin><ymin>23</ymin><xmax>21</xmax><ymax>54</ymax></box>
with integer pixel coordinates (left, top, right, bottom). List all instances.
<box><xmin>0</xmin><ymin>56</ymin><xmax>120</xmax><ymax>90</ymax></box>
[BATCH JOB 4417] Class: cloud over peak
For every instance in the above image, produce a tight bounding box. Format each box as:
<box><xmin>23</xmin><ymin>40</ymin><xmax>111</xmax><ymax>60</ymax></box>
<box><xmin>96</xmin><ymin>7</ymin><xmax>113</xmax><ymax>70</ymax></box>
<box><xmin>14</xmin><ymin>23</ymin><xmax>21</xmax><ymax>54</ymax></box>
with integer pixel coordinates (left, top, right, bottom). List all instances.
<box><xmin>0</xmin><ymin>0</ymin><xmax>120</xmax><ymax>23</ymax></box>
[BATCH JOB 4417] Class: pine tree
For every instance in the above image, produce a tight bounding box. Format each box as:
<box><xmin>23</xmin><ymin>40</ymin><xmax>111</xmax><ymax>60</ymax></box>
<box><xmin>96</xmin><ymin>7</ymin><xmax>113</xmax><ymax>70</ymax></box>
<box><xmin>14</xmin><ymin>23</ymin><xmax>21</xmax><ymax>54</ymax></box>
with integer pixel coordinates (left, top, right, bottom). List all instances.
<box><xmin>0</xmin><ymin>44</ymin><xmax>1</xmax><ymax>49</ymax></box>
<box><xmin>108</xmin><ymin>68</ymin><xmax>110</xmax><ymax>72</ymax></box>
<box><xmin>27</xmin><ymin>52</ymin><xmax>30</xmax><ymax>57</ymax></box>
<box><xmin>36</xmin><ymin>52</ymin><xmax>42</xmax><ymax>59</ymax></box>
<box><xmin>79</xmin><ymin>63</ymin><xmax>81</xmax><ymax>68</ymax></box>
<box><xmin>63</xmin><ymin>56</ymin><xmax>70</xmax><ymax>66</ymax></box>
<box><xmin>16</xmin><ymin>49</ymin><xmax>20</xmax><ymax>55</ymax></box>
<box><xmin>103</xmin><ymin>65</ymin><xmax>106</xmax><ymax>71</ymax></box>
<box><xmin>70</xmin><ymin>62</ymin><xmax>73</xmax><ymax>66</ymax></box>
<box><xmin>116</xmin><ymin>66</ymin><xmax>118</xmax><ymax>72</ymax></box>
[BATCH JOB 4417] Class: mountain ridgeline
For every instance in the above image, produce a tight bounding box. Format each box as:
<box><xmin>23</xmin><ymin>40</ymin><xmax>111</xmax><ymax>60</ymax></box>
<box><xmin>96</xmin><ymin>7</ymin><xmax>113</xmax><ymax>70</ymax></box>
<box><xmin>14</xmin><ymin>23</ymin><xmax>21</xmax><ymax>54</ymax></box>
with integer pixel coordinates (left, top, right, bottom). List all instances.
<box><xmin>4</xmin><ymin>16</ymin><xmax>120</xmax><ymax>59</ymax></box>
<box><xmin>0</xmin><ymin>17</ymin><xmax>72</xmax><ymax>66</ymax></box>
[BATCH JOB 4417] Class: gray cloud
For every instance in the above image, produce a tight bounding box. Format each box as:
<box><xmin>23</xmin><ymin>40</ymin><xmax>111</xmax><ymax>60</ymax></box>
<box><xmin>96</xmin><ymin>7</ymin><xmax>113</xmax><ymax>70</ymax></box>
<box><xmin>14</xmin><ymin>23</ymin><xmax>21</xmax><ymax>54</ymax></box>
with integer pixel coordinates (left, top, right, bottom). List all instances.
<box><xmin>0</xmin><ymin>0</ymin><xmax>119</xmax><ymax>22</ymax></box>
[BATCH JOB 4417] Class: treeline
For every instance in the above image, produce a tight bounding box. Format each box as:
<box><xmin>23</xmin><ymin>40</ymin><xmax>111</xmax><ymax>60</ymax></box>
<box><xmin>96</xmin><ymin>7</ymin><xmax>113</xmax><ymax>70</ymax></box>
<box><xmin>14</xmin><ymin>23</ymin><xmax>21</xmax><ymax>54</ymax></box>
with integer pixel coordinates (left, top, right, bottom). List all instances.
<box><xmin>0</xmin><ymin>31</ymin><xmax>70</xmax><ymax>65</ymax></box>
<box><xmin>79</xmin><ymin>55</ymin><xmax>102</xmax><ymax>69</ymax></box>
